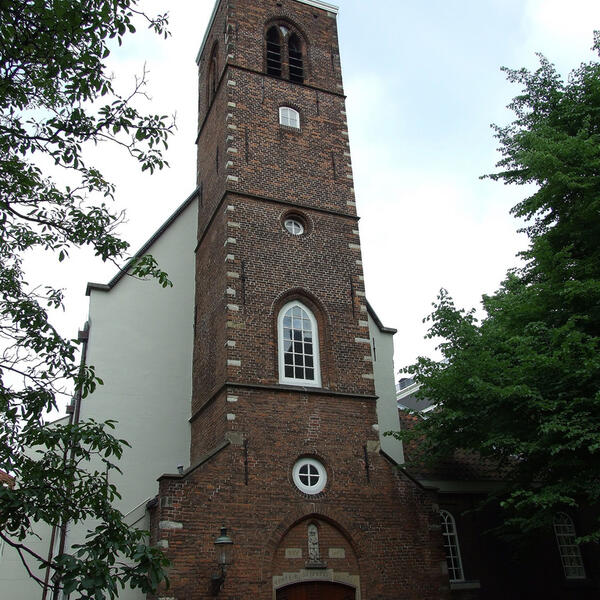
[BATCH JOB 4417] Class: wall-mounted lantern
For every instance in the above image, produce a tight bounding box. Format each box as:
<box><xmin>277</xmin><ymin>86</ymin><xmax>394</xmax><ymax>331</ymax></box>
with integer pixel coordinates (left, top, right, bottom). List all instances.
<box><xmin>211</xmin><ymin>526</ymin><xmax>233</xmax><ymax>595</ymax></box>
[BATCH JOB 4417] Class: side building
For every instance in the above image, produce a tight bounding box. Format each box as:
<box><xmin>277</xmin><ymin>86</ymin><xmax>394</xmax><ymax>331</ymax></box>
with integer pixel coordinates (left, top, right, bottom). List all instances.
<box><xmin>398</xmin><ymin>392</ymin><xmax>600</xmax><ymax>598</ymax></box>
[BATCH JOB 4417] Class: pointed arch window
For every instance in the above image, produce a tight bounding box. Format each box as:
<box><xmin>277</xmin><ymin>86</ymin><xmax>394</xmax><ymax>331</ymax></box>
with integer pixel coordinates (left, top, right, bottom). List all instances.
<box><xmin>288</xmin><ymin>33</ymin><xmax>304</xmax><ymax>83</ymax></box>
<box><xmin>440</xmin><ymin>510</ymin><xmax>464</xmax><ymax>583</ymax></box>
<box><xmin>278</xmin><ymin>301</ymin><xmax>321</xmax><ymax>387</ymax></box>
<box><xmin>265</xmin><ymin>24</ymin><xmax>305</xmax><ymax>83</ymax></box>
<box><xmin>554</xmin><ymin>513</ymin><xmax>586</xmax><ymax>579</ymax></box>
<box><xmin>266</xmin><ymin>26</ymin><xmax>282</xmax><ymax>77</ymax></box>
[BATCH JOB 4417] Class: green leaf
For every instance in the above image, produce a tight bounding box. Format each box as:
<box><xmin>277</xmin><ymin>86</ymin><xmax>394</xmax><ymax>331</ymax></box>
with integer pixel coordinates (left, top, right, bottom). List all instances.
<box><xmin>401</xmin><ymin>40</ymin><xmax>600</xmax><ymax>542</ymax></box>
<box><xmin>0</xmin><ymin>0</ymin><xmax>172</xmax><ymax>595</ymax></box>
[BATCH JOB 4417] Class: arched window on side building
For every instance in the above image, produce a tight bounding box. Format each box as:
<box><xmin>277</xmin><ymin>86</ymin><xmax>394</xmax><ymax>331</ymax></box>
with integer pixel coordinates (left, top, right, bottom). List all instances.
<box><xmin>554</xmin><ymin>513</ymin><xmax>586</xmax><ymax>580</ymax></box>
<box><xmin>440</xmin><ymin>510</ymin><xmax>465</xmax><ymax>583</ymax></box>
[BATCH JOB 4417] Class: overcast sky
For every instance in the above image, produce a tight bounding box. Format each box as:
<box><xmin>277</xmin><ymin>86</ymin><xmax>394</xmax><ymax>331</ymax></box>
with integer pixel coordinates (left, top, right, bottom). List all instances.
<box><xmin>34</xmin><ymin>0</ymin><xmax>600</xmax><ymax>378</ymax></box>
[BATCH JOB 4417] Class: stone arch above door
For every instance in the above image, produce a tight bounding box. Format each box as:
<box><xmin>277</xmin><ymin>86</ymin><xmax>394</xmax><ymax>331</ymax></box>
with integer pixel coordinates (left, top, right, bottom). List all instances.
<box><xmin>276</xmin><ymin>581</ymin><xmax>357</xmax><ymax>600</ymax></box>
<box><xmin>271</xmin><ymin>516</ymin><xmax>361</xmax><ymax>600</ymax></box>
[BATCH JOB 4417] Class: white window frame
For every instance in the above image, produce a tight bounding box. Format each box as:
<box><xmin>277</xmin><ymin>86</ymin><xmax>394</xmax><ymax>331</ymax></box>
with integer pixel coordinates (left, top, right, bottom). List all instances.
<box><xmin>554</xmin><ymin>512</ymin><xmax>586</xmax><ymax>580</ymax></box>
<box><xmin>292</xmin><ymin>458</ymin><xmax>327</xmax><ymax>495</ymax></box>
<box><xmin>284</xmin><ymin>217</ymin><xmax>304</xmax><ymax>235</ymax></box>
<box><xmin>279</xmin><ymin>106</ymin><xmax>300</xmax><ymax>129</ymax></box>
<box><xmin>440</xmin><ymin>510</ymin><xmax>465</xmax><ymax>583</ymax></box>
<box><xmin>278</xmin><ymin>300</ymin><xmax>321</xmax><ymax>387</ymax></box>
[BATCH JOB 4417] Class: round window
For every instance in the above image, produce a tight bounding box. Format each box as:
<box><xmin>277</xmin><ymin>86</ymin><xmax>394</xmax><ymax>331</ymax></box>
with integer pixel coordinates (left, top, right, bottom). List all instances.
<box><xmin>284</xmin><ymin>218</ymin><xmax>304</xmax><ymax>235</ymax></box>
<box><xmin>292</xmin><ymin>458</ymin><xmax>327</xmax><ymax>495</ymax></box>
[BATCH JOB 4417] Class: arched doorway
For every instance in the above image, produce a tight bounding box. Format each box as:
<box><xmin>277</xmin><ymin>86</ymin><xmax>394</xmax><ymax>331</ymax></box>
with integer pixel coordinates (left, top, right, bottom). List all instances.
<box><xmin>276</xmin><ymin>581</ymin><xmax>355</xmax><ymax>600</ymax></box>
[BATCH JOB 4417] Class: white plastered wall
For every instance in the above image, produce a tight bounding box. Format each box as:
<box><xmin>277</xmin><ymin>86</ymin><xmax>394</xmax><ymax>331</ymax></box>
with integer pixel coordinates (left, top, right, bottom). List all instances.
<box><xmin>0</xmin><ymin>198</ymin><xmax>198</xmax><ymax>600</ymax></box>
<box><xmin>368</xmin><ymin>313</ymin><xmax>404</xmax><ymax>464</ymax></box>
<box><xmin>0</xmin><ymin>520</ymin><xmax>57</xmax><ymax>600</ymax></box>
<box><xmin>80</xmin><ymin>198</ymin><xmax>196</xmax><ymax>517</ymax></box>
<box><xmin>67</xmin><ymin>198</ymin><xmax>197</xmax><ymax>600</ymax></box>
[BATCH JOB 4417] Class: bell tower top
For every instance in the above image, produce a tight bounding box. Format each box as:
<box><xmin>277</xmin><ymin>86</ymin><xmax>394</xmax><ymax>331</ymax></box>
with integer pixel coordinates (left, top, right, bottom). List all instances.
<box><xmin>196</xmin><ymin>0</ymin><xmax>339</xmax><ymax>64</ymax></box>
<box><xmin>194</xmin><ymin>0</ymin><xmax>351</xmax><ymax>216</ymax></box>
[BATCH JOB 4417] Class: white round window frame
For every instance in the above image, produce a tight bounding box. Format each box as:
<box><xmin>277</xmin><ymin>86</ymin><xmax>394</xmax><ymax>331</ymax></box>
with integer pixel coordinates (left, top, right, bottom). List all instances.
<box><xmin>284</xmin><ymin>217</ymin><xmax>304</xmax><ymax>235</ymax></box>
<box><xmin>292</xmin><ymin>458</ymin><xmax>327</xmax><ymax>495</ymax></box>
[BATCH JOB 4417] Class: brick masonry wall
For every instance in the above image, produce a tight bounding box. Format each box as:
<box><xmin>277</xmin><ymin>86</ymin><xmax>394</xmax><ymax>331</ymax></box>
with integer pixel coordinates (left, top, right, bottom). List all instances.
<box><xmin>196</xmin><ymin>0</ymin><xmax>355</xmax><ymax>218</ymax></box>
<box><xmin>193</xmin><ymin>0</ymin><xmax>372</xmax><ymax>430</ymax></box>
<box><xmin>177</xmin><ymin>1</ymin><xmax>451</xmax><ymax>599</ymax></box>
<box><xmin>192</xmin><ymin>201</ymin><xmax>228</xmax><ymax>413</ymax></box>
<box><xmin>196</xmin><ymin>74</ymin><xmax>229</xmax><ymax>233</ymax></box>
<box><xmin>221</xmin><ymin>69</ymin><xmax>356</xmax><ymax>215</ymax></box>
<box><xmin>215</xmin><ymin>193</ymin><xmax>371</xmax><ymax>394</ymax></box>
<box><xmin>152</xmin><ymin>386</ymin><xmax>449</xmax><ymax>600</ymax></box>
<box><xmin>223</xmin><ymin>0</ymin><xmax>343</xmax><ymax>95</ymax></box>
<box><xmin>190</xmin><ymin>388</ymin><xmax>230</xmax><ymax>464</ymax></box>
<box><xmin>0</xmin><ymin>470</ymin><xmax>14</xmax><ymax>488</ymax></box>
<box><xmin>197</xmin><ymin>0</ymin><xmax>229</xmax><ymax>128</ymax></box>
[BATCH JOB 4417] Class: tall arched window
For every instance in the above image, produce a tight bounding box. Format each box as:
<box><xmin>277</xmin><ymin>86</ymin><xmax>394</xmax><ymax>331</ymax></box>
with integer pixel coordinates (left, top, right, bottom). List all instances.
<box><xmin>554</xmin><ymin>513</ymin><xmax>586</xmax><ymax>579</ymax></box>
<box><xmin>278</xmin><ymin>301</ymin><xmax>321</xmax><ymax>387</ymax></box>
<box><xmin>440</xmin><ymin>510</ymin><xmax>464</xmax><ymax>583</ymax></box>
<box><xmin>266</xmin><ymin>26</ymin><xmax>282</xmax><ymax>77</ymax></box>
<box><xmin>288</xmin><ymin>33</ymin><xmax>304</xmax><ymax>83</ymax></box>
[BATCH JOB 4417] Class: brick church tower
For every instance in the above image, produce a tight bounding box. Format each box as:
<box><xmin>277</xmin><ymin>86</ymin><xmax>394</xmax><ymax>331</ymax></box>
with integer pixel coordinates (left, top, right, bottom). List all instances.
<box><xmin>151</xmin><ymin>1</ymin><xmax>448</xmax><ymax>598</ymax></box>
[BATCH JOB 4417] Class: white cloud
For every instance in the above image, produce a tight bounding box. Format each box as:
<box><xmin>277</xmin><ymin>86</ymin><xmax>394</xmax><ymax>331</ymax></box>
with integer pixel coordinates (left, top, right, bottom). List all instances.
<box><xmin>358</xmin><ymin>171</ymin><xmax>525</xmax><ymax>370</ymax></box>
<box><xmin>524</xmin><ymin>0</ymin><xmax>600</xmax><ymax>68</ymax></box>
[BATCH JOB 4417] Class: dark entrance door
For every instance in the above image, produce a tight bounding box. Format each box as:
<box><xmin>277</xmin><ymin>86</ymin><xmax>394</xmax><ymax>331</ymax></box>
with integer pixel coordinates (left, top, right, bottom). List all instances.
<box><xmin>276</xmin><ymin>581</ymin><xmax>355</xmax><ymax>600</ymax></box>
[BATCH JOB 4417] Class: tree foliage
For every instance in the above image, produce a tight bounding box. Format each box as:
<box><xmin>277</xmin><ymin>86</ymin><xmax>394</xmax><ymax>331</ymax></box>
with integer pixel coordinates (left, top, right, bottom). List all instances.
<box><xmin>0</xmin><ymin>1</ymin><xmax>174</xmax><ymax>597</ymax></box>
<box><xmin>399</xmin><ymin>34</ymin><xmax>600</xmax><ymax>541</ymax></box>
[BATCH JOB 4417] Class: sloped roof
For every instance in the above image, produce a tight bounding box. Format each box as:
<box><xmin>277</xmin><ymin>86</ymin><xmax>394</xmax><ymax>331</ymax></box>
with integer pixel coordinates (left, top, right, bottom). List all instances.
<box><xmin>366</xmin><ymin>299</ymin><xmax>396</xmax><ymax>334</ymax></box>
<box><xmin>86</xmin><ymin>186</ymin><xmax>200</xmax><ymax>296</ymax></box>
<box><xmin>397</xmin><ymin>378</ymin><xmax>436</xmax><ymax>412</ymax></box>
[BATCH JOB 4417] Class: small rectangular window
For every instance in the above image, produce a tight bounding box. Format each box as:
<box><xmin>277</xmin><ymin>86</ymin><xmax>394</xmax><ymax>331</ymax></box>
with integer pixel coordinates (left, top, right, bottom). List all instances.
<box><xmin>279</xmin><ymin>107</ymin><xmax>300</xmax><ymax>129</ymax></box>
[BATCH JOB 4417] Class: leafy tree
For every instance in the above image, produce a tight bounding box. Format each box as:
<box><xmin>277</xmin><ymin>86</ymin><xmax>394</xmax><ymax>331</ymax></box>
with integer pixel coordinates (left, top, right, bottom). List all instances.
<box><xmin>0</xmin><ymin>1</ymin><xmax>174</xmax><ymax>597</ymax></box>
<box><xmin>398</xmin><ymin>34</ymin><xmax>600</xmax><ymax>541</ymax></box>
